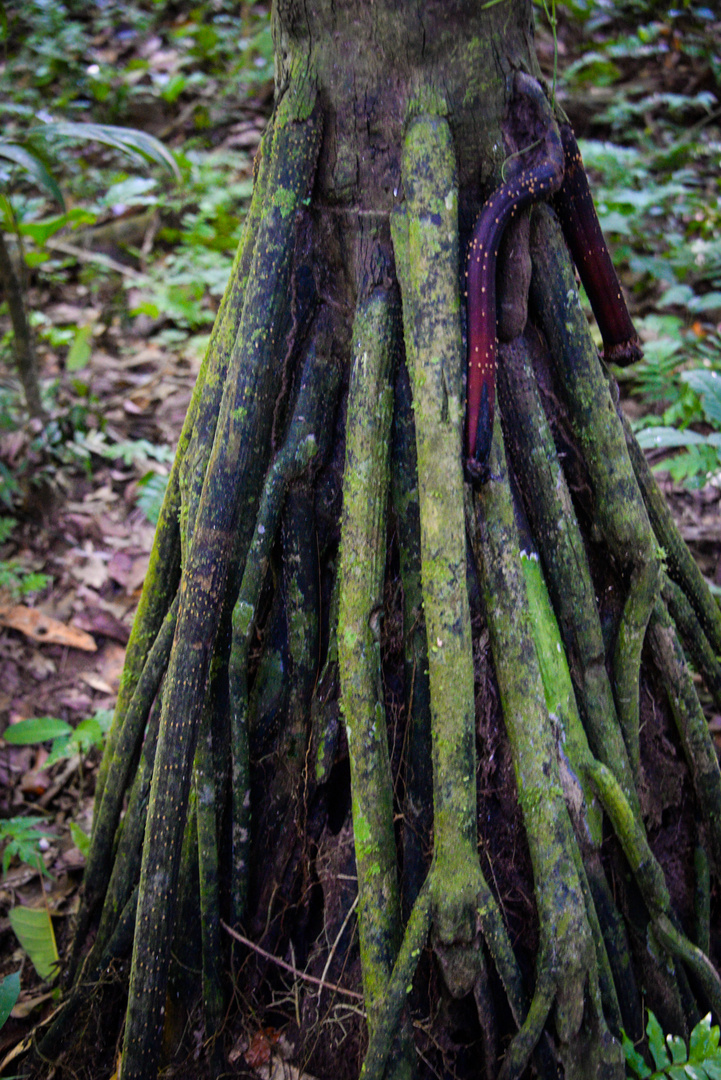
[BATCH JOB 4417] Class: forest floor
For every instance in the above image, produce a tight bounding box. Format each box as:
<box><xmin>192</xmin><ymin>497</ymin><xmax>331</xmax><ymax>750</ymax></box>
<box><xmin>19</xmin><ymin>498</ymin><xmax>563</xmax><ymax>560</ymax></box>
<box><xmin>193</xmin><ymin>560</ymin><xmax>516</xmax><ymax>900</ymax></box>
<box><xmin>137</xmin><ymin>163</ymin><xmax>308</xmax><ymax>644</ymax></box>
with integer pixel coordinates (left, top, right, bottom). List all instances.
<box><xmin>0</xmin><ymin>2</ymin><xmax>719</xmax><ymax>1071</ymax></box>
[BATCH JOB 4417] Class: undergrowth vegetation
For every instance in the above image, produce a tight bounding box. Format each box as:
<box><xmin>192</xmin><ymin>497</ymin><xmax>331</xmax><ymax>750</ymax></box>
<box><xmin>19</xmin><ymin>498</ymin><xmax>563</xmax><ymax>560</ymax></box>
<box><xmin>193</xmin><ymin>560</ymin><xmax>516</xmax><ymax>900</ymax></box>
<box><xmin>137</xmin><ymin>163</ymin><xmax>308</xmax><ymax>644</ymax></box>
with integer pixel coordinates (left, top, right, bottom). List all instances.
<box><xmin>548</xmin><ymin>0</ymin><xmax>721</xmax><ymax>487</ymax></box>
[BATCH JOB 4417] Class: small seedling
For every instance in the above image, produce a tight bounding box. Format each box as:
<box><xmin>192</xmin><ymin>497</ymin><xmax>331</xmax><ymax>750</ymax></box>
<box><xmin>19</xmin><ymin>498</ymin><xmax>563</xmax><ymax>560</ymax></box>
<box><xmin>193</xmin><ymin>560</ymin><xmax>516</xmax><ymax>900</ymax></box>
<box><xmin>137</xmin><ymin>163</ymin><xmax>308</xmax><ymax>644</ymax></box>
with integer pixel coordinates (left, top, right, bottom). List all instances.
<box><xmin>4</xmin><ymin>709</ymin><xmax>112</xmax><ymax>768</ymax></box>
<box><xmin>0</xmin><ymin>816</ymin><xmax>53</xmax><ymax>878</ymax></box>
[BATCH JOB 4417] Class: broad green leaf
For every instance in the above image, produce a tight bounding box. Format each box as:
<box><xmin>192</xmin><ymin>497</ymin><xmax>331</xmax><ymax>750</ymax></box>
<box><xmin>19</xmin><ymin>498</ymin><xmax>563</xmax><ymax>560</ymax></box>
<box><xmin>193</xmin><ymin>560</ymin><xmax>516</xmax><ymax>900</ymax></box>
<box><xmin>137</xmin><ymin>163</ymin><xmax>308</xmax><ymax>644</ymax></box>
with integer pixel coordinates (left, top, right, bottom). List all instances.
<box><xmin>0</xmin><ymin>970</ymin><xmax>20</xmax><ymax>1030</ymax></box>
<box><xmin>681</xmin><ymin>371</ymin><xmax>721</xmax><ymax>428</ymax></box>
<box><xmin>8</xmin><ymin>906</ymin><xmax>58</xmax><ymax>981</ymax></box>
<box><xmin>24</xmin><ymin>249</ymin><xmax>51</xmax><ymax>268</ymax></box>
<box><xmin>45</xmin><ymin>715</ymin><xmax>105</xmax><ymax>767</ymax></box>
<box><xmin>103</xmin><ymin>176</ymin><xmax>158</xmax><ymax>207</ymax></box>
<box><xmin>689</xmin><ymin>292</ymin><xmax>721</xmax><ymax>314</ymax></box>
<box><xmin>0</xmin><ymin>142</ymin><xmax>64</xmax><ymax>208</ymax></box>
<box><xmin>17</xmin><ymin>213</ymin><xmax>68</xmax><ymax>245</ymax></box>
<box><xmin>595</xmin><ymin>209</ymin><xmax>632</xmax><ymax>235</ymax></box>
<box><xmin>667</xmin><ymin>1033</ymin><xmax>688</xmax><ymax>1064</ymax></box>
<box><xmin>636</xmin><ymin>427</ymin><xmax>707</xmax><ymax>451</ymax></box>
<box><xmin>621</xmin><ymin>1029</ymin><xmax>651</xmax><ymax>1079</ymax></box>
<box><xmin>660</xmin><ymin>284</ymin><xmax>696</xmax><ymax>308</ymax></box>
<box><xmin>648</xmin><ymin>1011</ymin><xmax>670</xmax><ymax>1072</ymax></box>
<box><xmin>4</xmin><ymin>717</ymin><xmax>72</xmax><ymax>745</ymax></box>
<box><xmin>30</xmin><ymin>121</ymin><xmax>179</xmax><ymax>179</ymax></box>
<box><xmin>94</xmin><ymin>709</ymin><xmax>114</xmax><ymax>735</ymax></box>
<box><xmin>69</xmin><ymin>822</ymin><xmax>90</xmax><ymax>859</ymax></box>
<box><xmin>690</xmin><ymin>1015</ymin><xmax>720</xmax><ymax>1062</ymax></box>
<box><xmin>703</xmin><ymin>1061</ymin><xmax>721</xmax><ymax>1080</ymax></box>
<box><xmin>136</xmin><ymin>471</ymin><xmax>169</xmax><ymax>526</ymax></box>
<box><xmin>66</xmin><ymin>324</ymin><xmax>93</xmax><ymax>372</ymax></box>
<box><xmin>0</xmin><ymin>816</ymin><xmax>53</xmax><ymax>877</ymax></box>
<box><xmin>43</xmin><ymin>735</ymin><xmax>72</xmax><ymax>769</ymax></box>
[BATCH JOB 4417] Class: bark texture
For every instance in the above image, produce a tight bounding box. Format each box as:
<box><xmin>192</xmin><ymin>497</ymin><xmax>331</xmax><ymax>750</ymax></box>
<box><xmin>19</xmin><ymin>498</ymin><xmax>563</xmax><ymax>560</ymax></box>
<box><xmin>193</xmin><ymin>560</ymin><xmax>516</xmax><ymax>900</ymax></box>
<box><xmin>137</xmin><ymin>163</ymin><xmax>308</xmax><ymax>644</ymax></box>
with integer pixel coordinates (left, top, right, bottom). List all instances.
<box><xmin>29</xmin><ymin>4</ymin><xmax>721</xmax><ymax>1080</ymax></box>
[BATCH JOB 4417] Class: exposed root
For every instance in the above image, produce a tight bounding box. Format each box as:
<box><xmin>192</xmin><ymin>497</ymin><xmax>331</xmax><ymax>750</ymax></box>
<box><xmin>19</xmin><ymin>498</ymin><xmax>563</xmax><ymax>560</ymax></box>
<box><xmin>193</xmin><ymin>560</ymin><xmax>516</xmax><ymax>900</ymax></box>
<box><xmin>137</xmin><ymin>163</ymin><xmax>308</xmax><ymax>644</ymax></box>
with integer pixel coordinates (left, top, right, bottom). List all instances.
<box><xmin>229</xmin><ymin>312</ymin><xmax>341</xmax><ymax>927</ymax></box>
<box><xmin>530</xmin><ymin>205</ymin><xmax>660</xmax><ymax>779</ymax></box>
<box><xmin>647</xmin><ymin>600</ymin><xmax>721</xmax><ymax>872</ymax></box>
<box><xmin>470</xmin><ymin>416</ymin><xmax>619</xmax><ymax>1078</ymax></box>
<box><xmin>498</xmin><ymin>334</ymin><xmax>639</xmax><ymax>817</ymax></box>
<box><xmin>391</xmin><ymin>362</ymin><xmax>433</xmax><ymax>915</ymax></box>
<box><xmin>584</xmin><ymin>757</ymin><xmax>721</xmax><ymax>1018</ymax></box>
<box><xmin>662</xmin><ymin>576</ymin><xmax>721</xmax><ymax>715</ymax></box>
<box><xmin>120</xmin><ymin>72</ymin><xmax>322</xmax><ymax>1080</ymax></box>
<box><xmin>338</xmin><ymin>283</ymin><xmax>402</xmax><ymax>1033</ymax></box>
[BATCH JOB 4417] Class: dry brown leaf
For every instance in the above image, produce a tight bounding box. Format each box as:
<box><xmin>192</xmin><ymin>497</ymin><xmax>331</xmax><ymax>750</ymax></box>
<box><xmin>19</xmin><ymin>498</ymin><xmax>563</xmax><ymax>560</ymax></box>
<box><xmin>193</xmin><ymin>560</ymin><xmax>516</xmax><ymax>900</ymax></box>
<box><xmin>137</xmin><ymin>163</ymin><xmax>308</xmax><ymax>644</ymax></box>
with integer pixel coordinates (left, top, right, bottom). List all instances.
<box><xmin>69</xmin><ymin>552</ymin><xmax>110</xmax><ymax>590</ymax></box>
<box><xmin>0</xmin><ymin>606</ymin><xmax>97</xmax><ymax>652</ymax></box>
<box><xmin>79</xmin><ymin>672</ymin><xmax>114</xmax><ymax>694</ymax></box>
<box><xmin>11</xmin><ymin>988</ymin><xmax>55</xmax><ymax>1019</ymax></box>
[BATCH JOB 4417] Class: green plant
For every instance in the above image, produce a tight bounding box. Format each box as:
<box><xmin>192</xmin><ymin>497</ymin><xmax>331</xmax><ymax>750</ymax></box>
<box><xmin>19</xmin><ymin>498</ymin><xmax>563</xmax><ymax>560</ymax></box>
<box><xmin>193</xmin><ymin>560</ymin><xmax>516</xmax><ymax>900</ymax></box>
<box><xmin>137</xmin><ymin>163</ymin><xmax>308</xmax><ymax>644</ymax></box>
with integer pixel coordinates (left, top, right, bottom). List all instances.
<box><xmin>0</xmin><ymin>816</ymin><xmax>53</xmax><ymax>878</ymax></box>
<box><xmin>623</xmin><ymin>1010</ymin><xmax>721</xmax><ymax>1079</ymax></box>
<box><xmin>0</xmin><ymin>118</ymin><xmax>178</xmax><ymax>418</ymax></box>
<box><xmin>8</xmin><ymin>905</ymin><xmax>58</xmax><ymax>982</ymax></box>
<box><xmin>0</xmin><ymin>969</ymin><xmax>21</xmax><ymax>1032</ymax></box>
<box><xmin>629</xmin><ymin>328</ymin><xmax>721</xmax><ymax>487</ymax></box>
<box><xmin>0</xmin><ymin>557</ymin><xmax>52</xmax><ymax>601</ymax></box>
<box><xmin>3</xmin><ymin>711</ymin><xmax>113</xmax><ymax>769</ymax></box>
<box><xmin>136</xmin><ymin>471</ymin><xmax>170</xmax><ymax>526</ymax></box>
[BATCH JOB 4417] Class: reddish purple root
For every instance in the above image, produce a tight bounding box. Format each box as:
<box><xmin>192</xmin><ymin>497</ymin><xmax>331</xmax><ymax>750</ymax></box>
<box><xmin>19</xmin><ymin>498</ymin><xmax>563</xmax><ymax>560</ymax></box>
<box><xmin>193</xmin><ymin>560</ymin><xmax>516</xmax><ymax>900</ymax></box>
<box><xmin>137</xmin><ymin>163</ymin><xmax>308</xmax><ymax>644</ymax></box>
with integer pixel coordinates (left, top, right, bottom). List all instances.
<box><xmin>465</xmin><ymin>157</ymin><xmax>563</xmax><ymax>481</ymax></box>
<box><xmin>553</xmin><ymin>124</ymin><xmax>642</xmax><ymax>367</ymax></box>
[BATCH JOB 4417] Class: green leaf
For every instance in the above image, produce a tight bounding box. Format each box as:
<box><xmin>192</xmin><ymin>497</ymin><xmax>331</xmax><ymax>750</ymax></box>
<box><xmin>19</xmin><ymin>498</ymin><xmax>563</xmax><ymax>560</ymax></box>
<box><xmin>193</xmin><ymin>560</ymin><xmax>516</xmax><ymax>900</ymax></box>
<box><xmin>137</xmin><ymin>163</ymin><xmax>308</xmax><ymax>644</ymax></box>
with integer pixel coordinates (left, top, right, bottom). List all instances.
<box><xmin>690</xmin><ymin>1015</ymin><xmax>720</xmax><ymax>1062</ymax></box>
<box><xmin>160</xmin><ymin>73</ymin><xmax>187</xmax><ymax>104</ymax></box>
<box><xmin>45</xmin><ymin>715</ymin><xmax>106</xmax><ymax>767</ymax></box>
<box><xmin>16</xmin><ymin>212</ymin><xmax>71</xmax><ymax>246</ymax></box>
<box><xmin>685</xmin><ymin>1067</ymin><xmax>711</xmax><ymax>1080</ymax></box>
<box><xmin>648</xmin><ymin>1011</ymin><xmax>671</xmax><ymax>1072</ymax></box>
<box><xmin>136</xmin><ymin>471</ymin><xmax>170</xmax><ymax>525</ymax></box>
<box><xmin>0</xmin><ymin>816</ymin><xmax>53</xmax><ymax>878</ymax></box>
<box><xmin>3</xmin><ymin>716</ymin><xmax>72</xmax><ymax>745</ymax></box>
<box><xmin>65</xmin><ymin>324</ymin><xmax>93</xmax><ymax>372</ymax></box>
<box><xmin>43</xmin><ymin>735</ymin><xmax>72</xmax><ymax>769</ymax></box>
<box><xmin>636</xmin><ymin>427</ymin><xmax>707</xmax><ymax>451</ymax></box>
<box><xmin>0</xmin><ymin>970</ymin><xmax>20</xmax><ymax>1030</ymax></box>
<box><xmin>94</xmin><ymin>709</ymin><xmax>114</xmax><ymax>734</ymax></box>
<box><xmin>667</xmin><ymin>1033</ymin><xmax>688</xmax><ymax>1065</ymax></box>
<box><xmin>30</xmin><ymin>121</ymin><xmax>180</xmax><ymax>179</ymax></box>
<box><xmin>689</xmin><ymin>292</ymin><xmax>721</xmax><ymax>314</ymax></box>
<box><xmin>103</xmin><ymin>176</ymin><xmax>158</xmax><ymax>207</ymax></box>
<box><xmin>69</xmin><ymin>822</ymin><xmax>90</xmax><ymax>859</ymax></box>
<box><xmin>0</xmin><ymin>142</ymin><xmax>65</xmax><ymax>209</ymax></box>
<box><xmin>680</xmin><ymin>371</ymin><xmax>721</xmax><ymax>428</ymax></box>
<box><xmin>660</xmin><ymin>284</ymin><xmax>696</xmax><ymax>308</ymax></box>
<box><xmin>24</xmin><ymin>249</ymin><xmax>51</xmax><ymax>268</ymax></box>
<box><xmin>8</xmin><ymin>906</ymin><xmax>58</xmax><ymax>981</ymax></box>
<box><xmin>622</xmin><ymin>1029</ymin><xmax>651</xmax><ymax>1079</ymax></box>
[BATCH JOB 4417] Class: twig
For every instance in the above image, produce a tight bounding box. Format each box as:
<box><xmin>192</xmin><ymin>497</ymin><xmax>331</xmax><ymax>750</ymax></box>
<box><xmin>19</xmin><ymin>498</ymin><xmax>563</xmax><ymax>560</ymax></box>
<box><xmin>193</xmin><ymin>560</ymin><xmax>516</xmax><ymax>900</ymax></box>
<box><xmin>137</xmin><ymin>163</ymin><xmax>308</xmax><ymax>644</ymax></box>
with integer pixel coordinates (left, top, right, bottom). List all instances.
<box><xmin>44</xmin><ymin>237</ymin><xmax>145</xmax><ymax>279</ymax></box>
<box><xmin>220</xmin><ymin>921</ymin><xmax>365</xmax><ymax>1001</ymax></box>
<box><xmin>317</xmin><ymin>894</ymin><xmax>359</xmax><ymax>1003</ymax></box>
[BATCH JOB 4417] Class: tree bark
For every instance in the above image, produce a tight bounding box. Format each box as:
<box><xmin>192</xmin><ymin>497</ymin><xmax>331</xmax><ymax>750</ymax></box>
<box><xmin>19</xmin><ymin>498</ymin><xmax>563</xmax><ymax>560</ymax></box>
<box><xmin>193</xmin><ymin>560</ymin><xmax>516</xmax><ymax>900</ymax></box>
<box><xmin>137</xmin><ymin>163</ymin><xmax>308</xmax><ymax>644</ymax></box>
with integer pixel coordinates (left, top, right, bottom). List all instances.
<box><xmin>30</xmin><ymin>3</ymin><xmax>721</xmax><ymax>1079</ymax></box>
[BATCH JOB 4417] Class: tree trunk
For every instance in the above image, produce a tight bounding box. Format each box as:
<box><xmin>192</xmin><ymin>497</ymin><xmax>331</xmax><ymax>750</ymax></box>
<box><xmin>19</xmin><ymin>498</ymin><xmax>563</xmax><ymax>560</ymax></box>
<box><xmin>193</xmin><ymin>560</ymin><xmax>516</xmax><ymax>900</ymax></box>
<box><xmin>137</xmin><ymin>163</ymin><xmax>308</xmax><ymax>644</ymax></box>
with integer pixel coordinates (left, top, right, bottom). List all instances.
<box><xmin>31</xmin><ymin>3</ymin><xmax>721</xmax><ymax>1079</ymax></box>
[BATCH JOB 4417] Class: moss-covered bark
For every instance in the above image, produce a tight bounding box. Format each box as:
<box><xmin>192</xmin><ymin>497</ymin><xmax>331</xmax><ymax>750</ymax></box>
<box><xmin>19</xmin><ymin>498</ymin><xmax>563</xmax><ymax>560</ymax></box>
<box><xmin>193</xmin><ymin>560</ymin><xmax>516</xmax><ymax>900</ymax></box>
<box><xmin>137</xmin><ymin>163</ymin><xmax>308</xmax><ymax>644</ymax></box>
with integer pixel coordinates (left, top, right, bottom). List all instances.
<box><xmin>34</xmin><ymin>4</ymin><xmax>721</xmax><ymax>1079</ymax></box>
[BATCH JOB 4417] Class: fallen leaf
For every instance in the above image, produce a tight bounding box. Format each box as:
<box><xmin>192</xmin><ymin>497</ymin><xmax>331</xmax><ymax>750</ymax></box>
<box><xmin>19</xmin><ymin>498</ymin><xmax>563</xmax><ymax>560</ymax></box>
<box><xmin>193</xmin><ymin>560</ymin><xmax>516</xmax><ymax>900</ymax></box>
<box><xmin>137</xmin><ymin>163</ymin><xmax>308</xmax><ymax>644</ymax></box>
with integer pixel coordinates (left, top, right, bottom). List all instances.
<box><xmin>0</xmin><ymin>606</ymin><xmax>97</xmax><ymax>652</ymax></box>
<box><xmin>246</xmin><ymin>1028</ymin><xmax>281</xmax><ymax>1069</ymax></box>
<box><xmin>11</xmin><ymin>988</ymin><xmax>54</xmax><ymax>1019</ymax></box>
<box><xmin>70</xmin><ymin>554</ymin><xmax>109</xmax><ymax>590</ymax></box>
<box><xmin>71</xmin><ymin>607</ymin><xmax>130</xmax><ymax>645</ymax></box>
<box><xmin>79</xmin><ymin>672</ymin><xmax>114</xmax><ymax>694</ymax></box>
